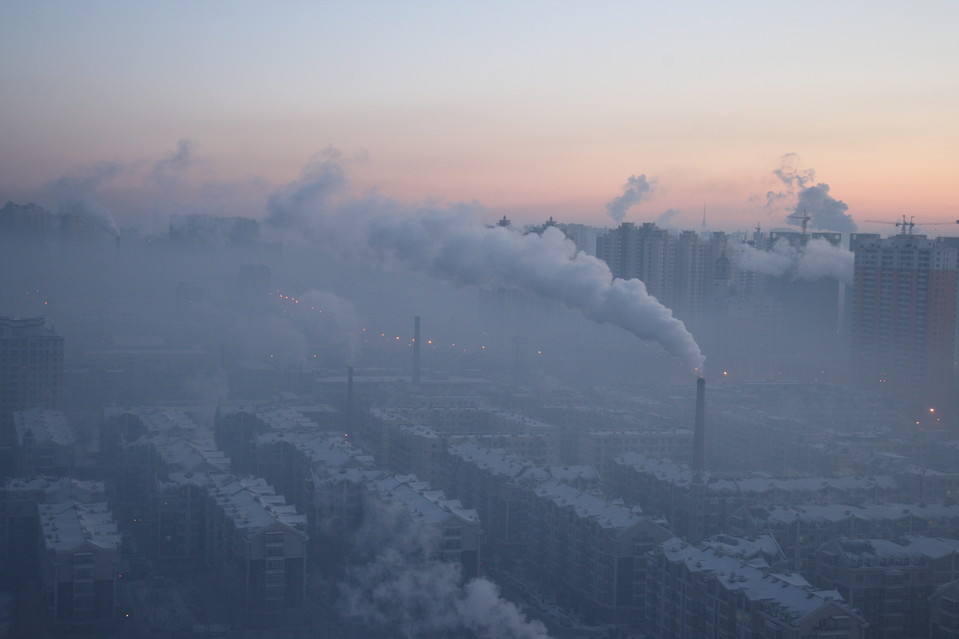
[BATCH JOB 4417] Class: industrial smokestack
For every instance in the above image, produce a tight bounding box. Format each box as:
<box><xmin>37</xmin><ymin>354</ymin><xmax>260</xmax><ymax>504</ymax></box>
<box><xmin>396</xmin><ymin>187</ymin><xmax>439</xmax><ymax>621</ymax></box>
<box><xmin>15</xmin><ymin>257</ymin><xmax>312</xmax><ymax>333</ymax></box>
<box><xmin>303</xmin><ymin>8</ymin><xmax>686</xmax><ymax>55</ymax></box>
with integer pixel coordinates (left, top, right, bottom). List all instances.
<box><xmin>346</xmin><ymin>366</ymin><xmax>354</xmax><ymax>434</ymax></box>
<box><xmin>413</xmin><ymin>316</ymin><xmax>421</xmax><ymax>385</ymax></box>
<box><xmin>692</xmin><ymin>376</ymin><xmax>706</xmax><ymax>473</ymax></box>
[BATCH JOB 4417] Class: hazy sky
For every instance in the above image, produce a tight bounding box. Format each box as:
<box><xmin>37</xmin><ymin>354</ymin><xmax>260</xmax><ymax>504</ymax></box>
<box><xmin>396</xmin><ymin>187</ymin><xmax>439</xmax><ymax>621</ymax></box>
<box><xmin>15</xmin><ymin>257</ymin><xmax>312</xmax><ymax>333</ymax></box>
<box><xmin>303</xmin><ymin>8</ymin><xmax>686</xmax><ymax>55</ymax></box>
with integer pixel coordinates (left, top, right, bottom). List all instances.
<box><xmin>2</xmin><ymin>1</ymin><xmax>957</xmax><ymax>233</ymax></box>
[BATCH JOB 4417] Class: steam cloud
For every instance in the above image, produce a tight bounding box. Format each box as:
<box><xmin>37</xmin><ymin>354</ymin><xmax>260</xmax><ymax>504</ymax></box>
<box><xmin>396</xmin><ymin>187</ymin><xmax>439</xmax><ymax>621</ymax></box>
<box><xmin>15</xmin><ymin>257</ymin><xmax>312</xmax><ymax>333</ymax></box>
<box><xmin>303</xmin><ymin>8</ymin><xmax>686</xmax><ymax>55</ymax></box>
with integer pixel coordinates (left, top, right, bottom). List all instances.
<box><xmin>340</xmin><ymin>499</ymin><xmax>551</xmax><ymax>639</ymax></box>
<box><xmin>605</xmin><ymin>174</ymin><xmax>656</xmax><ymax>224</ymax></box>
<box><xmin>50</xmin><ymin>162</ymin><xmax>121</xmax><ymax>236</ymax></box>
<box><xmin>735</xmin><ymin>238</ymin><xmax>853</xmax><ymax>285</ymax></box>
<box><xmin>266</xmin><ymin>157</ymin><xmax>705</xmax><ymax>371</ymax></box>
<box><xmin>150</xmin><ymin>138</ymin><xmax>200</xmax><ymax>192</ymax></box>
<box><xmin>766</xmin><ymin>153</ymin><xmax>856</xmax><ymax>233</ymax></box>
<box><xmin>656</xmin><ymin>208</ymin><xmax>682</xmax><ymax>227</ymax></box>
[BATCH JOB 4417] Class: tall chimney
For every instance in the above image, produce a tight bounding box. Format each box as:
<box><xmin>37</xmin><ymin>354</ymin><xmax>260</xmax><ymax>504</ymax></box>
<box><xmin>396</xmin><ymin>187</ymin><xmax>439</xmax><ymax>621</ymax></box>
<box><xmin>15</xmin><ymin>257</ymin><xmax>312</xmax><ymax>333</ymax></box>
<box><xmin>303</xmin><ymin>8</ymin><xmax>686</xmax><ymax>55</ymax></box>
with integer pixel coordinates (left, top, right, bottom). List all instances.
<box><xmin>346</xmin><ymin>366</ymin><xmax>354</xmax><ymax>434</ymax></box>
<box><xmin>692</xmin><ymin>376</ymin><xmax>706</xmax><ymax>473</ymax></box>
<box><xmin>413</xmin><ymin>316</ymin><xmax>421</xmax><ymax>385</ymax></box>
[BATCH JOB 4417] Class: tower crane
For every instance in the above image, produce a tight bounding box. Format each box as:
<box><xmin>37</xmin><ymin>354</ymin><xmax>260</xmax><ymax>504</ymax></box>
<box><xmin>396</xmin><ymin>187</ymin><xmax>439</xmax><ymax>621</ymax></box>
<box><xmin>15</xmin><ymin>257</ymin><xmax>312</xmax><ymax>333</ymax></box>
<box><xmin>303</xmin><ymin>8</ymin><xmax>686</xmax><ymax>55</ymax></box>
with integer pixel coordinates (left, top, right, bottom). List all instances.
<box><xmin>864</xmin><ymin>214</ymin><xmax>959</xmax><ymax>236</ymax></box>
<box><xmin>787</xmin><ymin>210</ymin><xmax>811</xmax><ymax>235</ymax></box>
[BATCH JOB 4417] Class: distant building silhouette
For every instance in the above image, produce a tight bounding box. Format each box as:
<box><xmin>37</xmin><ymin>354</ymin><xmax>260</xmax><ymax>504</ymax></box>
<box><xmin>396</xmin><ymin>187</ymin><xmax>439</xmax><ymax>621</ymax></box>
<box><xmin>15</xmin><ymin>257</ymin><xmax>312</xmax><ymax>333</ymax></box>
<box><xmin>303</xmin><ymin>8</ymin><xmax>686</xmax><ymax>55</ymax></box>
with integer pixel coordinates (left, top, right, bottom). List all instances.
<box><xmin>0</xmin><ymin>318</ymin><xmax>64</xmax><ymax>477</ymax></box>
<box><xmin>0</xmin><ymin>201</ymin><xmax>101</xmax><ymax>240</ymax></box>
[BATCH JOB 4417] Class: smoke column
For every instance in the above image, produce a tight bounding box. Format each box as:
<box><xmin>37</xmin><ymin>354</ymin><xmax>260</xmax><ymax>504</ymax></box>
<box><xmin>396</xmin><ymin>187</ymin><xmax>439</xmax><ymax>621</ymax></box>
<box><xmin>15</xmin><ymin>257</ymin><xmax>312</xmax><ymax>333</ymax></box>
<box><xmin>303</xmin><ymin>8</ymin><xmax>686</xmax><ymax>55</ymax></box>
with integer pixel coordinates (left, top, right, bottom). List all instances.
<box><xmin>340</xmin><ymin>498</ymin><xmax>551</xmax><ymax>638</ymax></box>
<box><xmin>735</xmin><ymin>238</ymin><xmax>853</xmax><ymax>285</ymax></box>
<box><xmin>605</xmin><ymin>174</ymin><xmax>656</xmax><ymax>224</ymax></box>
<box><xmin>766</xmin><ymin>153</ymin><xmax>856</xmax><ymax>233</ymax></box>
<box><xmin>267</xmin><ymin>158</ymin><xmax>705</xmax><ymax>372</ymax></box>
<box><xmin>50</xmin><ymin>163</ymin><xmax>121</xmax><ymax>236</ymax></box>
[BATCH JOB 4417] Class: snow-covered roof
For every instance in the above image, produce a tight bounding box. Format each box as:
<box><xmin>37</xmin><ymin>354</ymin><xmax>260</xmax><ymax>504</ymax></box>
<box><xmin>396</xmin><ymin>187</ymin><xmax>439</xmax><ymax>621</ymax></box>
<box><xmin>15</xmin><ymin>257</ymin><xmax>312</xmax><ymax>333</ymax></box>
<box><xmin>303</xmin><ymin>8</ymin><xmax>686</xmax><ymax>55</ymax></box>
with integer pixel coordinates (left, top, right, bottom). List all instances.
<box><xmin>257</xmin><ymin>431</ymin><xmax>372</xmax><ymax>470</ymax></box>
<box><xmin>616</xmin><ymin>452</ymin><xmax>898</xmax><ymax>496</ymax></box>
<box><xmin>447</xmin><ymin>441</ymin><xmax>533</xmax><ymax>479</ymax></box>
<box><xmin>206</xmin><ymin>474</ymin><xmax>307</xmax><ymax>537</ymax></box>
<box><xmin>534</xmin><ymin>480</ymin><xmax>644</xmax><ymax>532</ymax></box>
<box><xmin>658</xmin><ymin>537</ymin><xmax>854</xmax><ymax>625</ymax></box>
<box><xmin>3</xmin><ymin>476</ymin><xmax>106</xmax><ymax>502</ymax></box>
<box><xmin>748</xmin><ymin>502</ymin><xmax>959</xmax><ymax>527</ymax></box>
<box><xmin>14</xmin><ymin>408</ymin><xmax>74</xmax><ymax>446</ymax></box>
<box><xmin>832</xmin><ymin>537</ymin><xmax>959</xmax><ymax>564</ymax></box>
<box><xmin>149</xmin><ymin>432</ymin><xmax>231</xmax><ymax>472</ymax></box>
<box><xmin>39</xmin><ymin>500</ymin><xmax>121</xmax><ymax>552</ymax></box>
<box><xmin>367</xmin><ymin>472</ymin><xmax>479</xmax><ymax>526</ymax></box>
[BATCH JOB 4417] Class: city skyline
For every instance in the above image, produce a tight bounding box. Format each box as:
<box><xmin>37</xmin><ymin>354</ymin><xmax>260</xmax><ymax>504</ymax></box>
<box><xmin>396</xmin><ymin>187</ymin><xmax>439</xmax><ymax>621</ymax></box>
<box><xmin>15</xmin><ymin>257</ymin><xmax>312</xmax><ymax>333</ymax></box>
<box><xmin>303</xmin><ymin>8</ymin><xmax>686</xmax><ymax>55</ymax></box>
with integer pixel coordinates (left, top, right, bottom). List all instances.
<box><xmin>2</xmin><ymin>2</ymin><xmax>957</xmax><ymax>234</ymax></box>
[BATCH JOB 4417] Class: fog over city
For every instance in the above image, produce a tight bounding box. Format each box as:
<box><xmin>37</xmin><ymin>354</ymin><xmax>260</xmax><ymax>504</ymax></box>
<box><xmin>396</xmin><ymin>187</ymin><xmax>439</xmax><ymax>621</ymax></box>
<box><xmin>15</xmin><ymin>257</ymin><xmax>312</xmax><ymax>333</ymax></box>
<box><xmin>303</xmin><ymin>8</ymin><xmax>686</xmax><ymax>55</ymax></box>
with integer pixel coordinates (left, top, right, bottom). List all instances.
<box><xmin>3</xmin><ymin>2</ymin><xmax>959</xmax><ymax>638</ymax></box>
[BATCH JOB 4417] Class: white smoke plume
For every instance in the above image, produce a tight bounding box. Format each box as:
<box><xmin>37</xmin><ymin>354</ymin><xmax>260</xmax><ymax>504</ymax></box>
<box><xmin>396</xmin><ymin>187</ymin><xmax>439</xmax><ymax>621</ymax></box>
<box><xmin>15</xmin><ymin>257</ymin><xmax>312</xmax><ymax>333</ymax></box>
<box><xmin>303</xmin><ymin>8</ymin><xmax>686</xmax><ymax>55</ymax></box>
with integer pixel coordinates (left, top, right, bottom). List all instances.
<box><xmin>185</xmin><ymin>368</ymin><xmax>230</xmax><ymax>426</ymax></box>
<box><xmin>50</xmin><ymin>162</ymin><xmax>121</xmax><ymax>236</ymax></box>
<box><xmin>265</xmin><ymin>156</ymin><xmax>705</xmax><ymax>371</ymax></box>
<box><xmin>735</xmin><ymin>238</ymin><xmax>853</xmax><ymax>285</ymax></box>
<box><xmin>339</xmin><ymin>499</ymin><xmax>551</xmax><ymax>639</ymax></box>
<box><xmin>150</xmin><ymin>138</ymin><xmax>200</xmax><ymax>192</ymax></box>
<box><xmin>265</xmin><ymin>146</ymin><xmax>347</xmax><ymax>238</ymax></box>
<box><xmin>655</xmin><ymin>208</ymin><xmax>682</xmax><ymax>227</ymax></box>
<box><xmin>795</xmin><ymin>182</ymin><xmax>855</xmax><ymax>233</ymax></box>
<box><xmin>605</xmin><ymin>174</ymin><xmax>656</xmax><ymax>224</ymax></box>
<box><xmin>766</xmin><ymin>153</ymin><xmax>856</xmax><ymax>233</ymax></box>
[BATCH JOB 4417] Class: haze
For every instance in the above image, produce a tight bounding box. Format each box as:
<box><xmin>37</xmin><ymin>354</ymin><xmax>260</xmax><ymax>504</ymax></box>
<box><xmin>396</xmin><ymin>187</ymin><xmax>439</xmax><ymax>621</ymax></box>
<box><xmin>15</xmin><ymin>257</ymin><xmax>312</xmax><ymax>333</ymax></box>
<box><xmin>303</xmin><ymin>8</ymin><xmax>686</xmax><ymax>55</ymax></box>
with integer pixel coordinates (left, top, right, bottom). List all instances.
<box><xmin>4</xmin><ymin>3</ymin><xmax>959</xmax><ymax>639</ymax></box>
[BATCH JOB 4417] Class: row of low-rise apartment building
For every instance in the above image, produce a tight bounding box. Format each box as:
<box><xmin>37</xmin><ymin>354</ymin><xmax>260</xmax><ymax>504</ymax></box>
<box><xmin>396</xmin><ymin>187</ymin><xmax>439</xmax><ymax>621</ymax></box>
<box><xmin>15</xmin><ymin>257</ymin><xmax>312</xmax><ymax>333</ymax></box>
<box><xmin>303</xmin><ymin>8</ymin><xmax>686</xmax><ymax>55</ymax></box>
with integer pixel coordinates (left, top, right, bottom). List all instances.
<box><xmin>137</xmin><ymin>467</ymin><xmax>308</xmax><ymax>612</ymax></box>
<box><xmin>435</xmin><ymin>440</ymin><xmax>874</xmax><ymax>634</ymax></box>
<box><xmin>2</xmin><ymin>480</ymin><xmax>115</xmax><ymax>636</ymax></box>
<box><xmin>707</xmin><ymin>406</ymin><xmax>959</xmax><ymax>488</ymax></box>
<box><xmin>440</xmin><ymin>441</ymin><xmax>672</xmax><ymax>623</ymax></box>
<box><xmin>219</xmin><ymin>405</ymin><xmax>483</xmax><ymax>579</ymax></box>
<box><xmin>815</xmin><ymin>536</ymin><xmax>959</xmax><ymax>639</ymax></box>
<box><xmin>38</xmin><ymin>496</ymin><xmax>121</xmax><ymax>631</ymax></box>
<box><xmin>0</xmin><ymin>477</ymin><xmax>107</xmax><ymax>585</ymax></box>
<box><xmin>647</xmin><ymin>536</ymin><xmax>867</xmax><ymax>638</ymax></box>
<box><xmin>527</xmin><ymin>479</ymin><xmax>671</xmax><ymax>622</ymax></box>
<box><xmin>201</xmin><ymin>473</ymin><xmax>308</xmax><ymax>610</ymax></box>
<box><xmin>12</xmin><ymin>409</ymin><xmax>75</xmax><ymax>478</ymax></box>
<box><xmin>729</xmin><ymin>502</ymin><xmax>959</xmax><ymax>578</ymax></box>
<box><xmin>106</xmin><ymin>406</ymin><xmax>309</xmax><ymax>613</ymax></box>
<box><xmin>361</xmin><ymin>405</ymin><xmax>693</xmax><ymax>483</ymax></box>
<box><xmin>606</xmin><ymin>452</ymin><xmax>902</xmax><ymax>541</ymax></box>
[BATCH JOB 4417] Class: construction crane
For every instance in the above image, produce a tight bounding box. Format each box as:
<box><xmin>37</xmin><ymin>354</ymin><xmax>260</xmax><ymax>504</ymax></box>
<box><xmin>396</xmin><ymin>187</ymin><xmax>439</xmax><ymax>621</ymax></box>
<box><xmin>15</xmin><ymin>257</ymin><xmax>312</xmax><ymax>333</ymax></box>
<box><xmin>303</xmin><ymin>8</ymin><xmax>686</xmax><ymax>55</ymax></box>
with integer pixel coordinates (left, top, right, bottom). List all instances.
<box><xmin>864</xmin><ymin>214</ymin><xmax>959</xmax><ymax>236</ymax></box>
<box><xmin>787</xmin><ymin>210</ymin><xmax>811</xmax><ymax>235</ymax></box>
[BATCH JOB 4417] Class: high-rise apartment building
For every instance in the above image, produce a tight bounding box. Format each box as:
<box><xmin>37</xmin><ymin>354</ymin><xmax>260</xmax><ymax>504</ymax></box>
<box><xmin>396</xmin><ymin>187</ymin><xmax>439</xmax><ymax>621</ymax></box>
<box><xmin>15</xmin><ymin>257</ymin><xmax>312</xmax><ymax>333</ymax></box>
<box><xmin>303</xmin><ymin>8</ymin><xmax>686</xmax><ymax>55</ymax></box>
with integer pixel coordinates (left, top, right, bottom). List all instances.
<box><xmin>0</xmin><ymin>318</ymin><xmax>64</xmax><ymax>476</ymax></box>
<box><xmin>851</xmin><ymin>234</ymin><xmax>957</xmax><ymax>418</ymax></box>
<box><xmin>596</xmin><ymin>222</ymin><xmax>730</xmax><ymax>324</ymax></box>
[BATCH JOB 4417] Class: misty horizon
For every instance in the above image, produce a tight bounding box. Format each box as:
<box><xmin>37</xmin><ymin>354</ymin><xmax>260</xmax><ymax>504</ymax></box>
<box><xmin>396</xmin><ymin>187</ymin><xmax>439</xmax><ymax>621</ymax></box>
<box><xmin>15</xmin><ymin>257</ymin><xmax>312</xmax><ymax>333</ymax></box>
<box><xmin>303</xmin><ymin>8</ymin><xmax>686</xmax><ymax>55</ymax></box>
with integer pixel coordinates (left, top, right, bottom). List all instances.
<box><xmin>3</xmin><ymin>3</ymin><xmax>958</xmax><ymax>638</ymax></box>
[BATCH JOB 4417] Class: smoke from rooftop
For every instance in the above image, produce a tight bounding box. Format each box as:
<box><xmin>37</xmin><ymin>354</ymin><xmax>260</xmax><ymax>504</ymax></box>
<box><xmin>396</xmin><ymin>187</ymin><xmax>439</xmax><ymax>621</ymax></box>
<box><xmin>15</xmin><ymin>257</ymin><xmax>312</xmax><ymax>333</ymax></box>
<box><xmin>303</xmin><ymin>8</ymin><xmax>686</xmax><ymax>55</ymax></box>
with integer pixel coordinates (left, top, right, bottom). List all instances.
<box><xmin>605</xmin><ymin>174</ymin><xmax>656</xmax><ymax>224</ymax></box>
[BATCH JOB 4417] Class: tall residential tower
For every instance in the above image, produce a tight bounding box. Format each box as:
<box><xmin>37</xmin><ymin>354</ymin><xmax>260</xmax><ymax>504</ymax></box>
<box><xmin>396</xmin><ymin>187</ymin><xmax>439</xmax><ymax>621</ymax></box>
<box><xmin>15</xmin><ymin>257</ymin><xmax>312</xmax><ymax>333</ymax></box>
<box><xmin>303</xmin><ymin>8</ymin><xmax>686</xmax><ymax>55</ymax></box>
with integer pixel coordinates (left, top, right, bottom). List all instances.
<box><xmin>851</xmin><ymin>234</ymin><xmax>957</xmax><ymax>420</ymax></box>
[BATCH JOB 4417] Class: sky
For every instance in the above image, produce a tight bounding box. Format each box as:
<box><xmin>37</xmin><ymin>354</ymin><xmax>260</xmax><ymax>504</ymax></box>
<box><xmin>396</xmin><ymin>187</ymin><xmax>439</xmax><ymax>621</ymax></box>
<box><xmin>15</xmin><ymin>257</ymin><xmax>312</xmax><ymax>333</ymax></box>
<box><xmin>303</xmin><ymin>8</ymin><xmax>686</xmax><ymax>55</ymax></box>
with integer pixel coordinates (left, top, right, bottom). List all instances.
<box><xmin>1</xmin><ymin>1</ymin><xmax>957</xmax><ymax>234</ymax></box>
